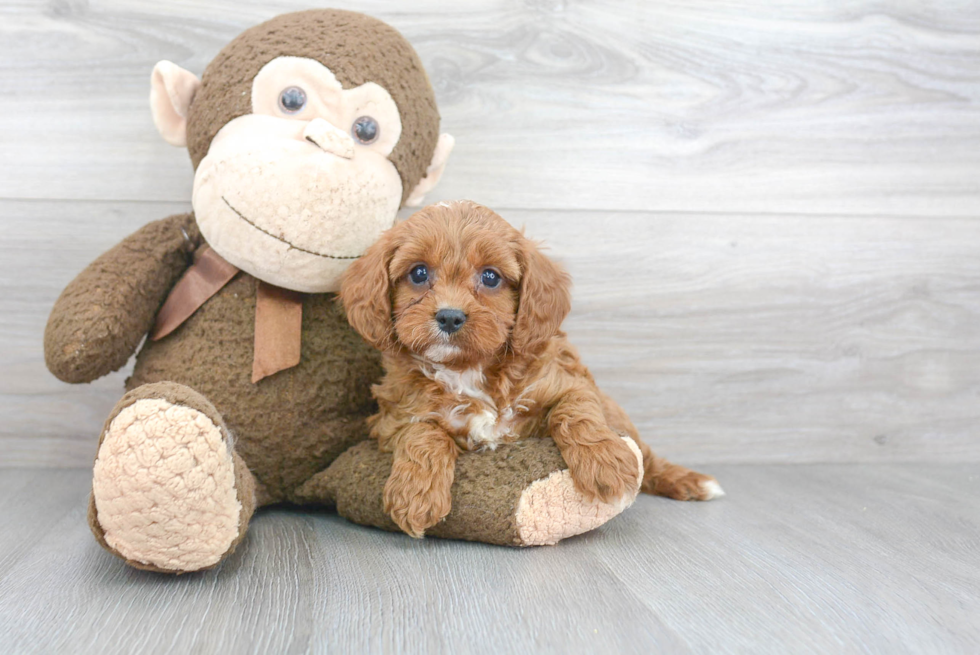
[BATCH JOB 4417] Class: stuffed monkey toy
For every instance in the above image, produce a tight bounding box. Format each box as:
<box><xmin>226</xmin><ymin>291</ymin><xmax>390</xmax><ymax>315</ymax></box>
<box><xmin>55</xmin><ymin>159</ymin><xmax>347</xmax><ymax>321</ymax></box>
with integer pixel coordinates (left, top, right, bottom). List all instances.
<box><xmin>44</xmin><ymin>9</ymin><xmax>643</xmax><ymax>573</ymax></box>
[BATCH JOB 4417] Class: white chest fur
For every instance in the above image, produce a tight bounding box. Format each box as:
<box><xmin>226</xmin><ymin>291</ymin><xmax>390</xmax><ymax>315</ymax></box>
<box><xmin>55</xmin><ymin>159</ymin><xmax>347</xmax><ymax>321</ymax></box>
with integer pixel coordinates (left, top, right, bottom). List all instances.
<box><xmin>463</xmin><ymin>409</ymin><xmax>516</xmax><ymax>450</ymax></box>
<box><xmin>417</xmin><ymin>361</ymin><xmax>528</xmax><ymax>450</ymax></box>
<box><xmin>427</xmin><ymin>365</ymin><xmax>493</xmax><ymax>406</ymax></box>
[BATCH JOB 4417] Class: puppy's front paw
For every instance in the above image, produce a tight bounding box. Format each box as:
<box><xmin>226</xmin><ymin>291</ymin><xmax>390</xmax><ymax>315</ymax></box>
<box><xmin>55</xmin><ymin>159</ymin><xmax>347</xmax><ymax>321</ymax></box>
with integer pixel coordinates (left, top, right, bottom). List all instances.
<box><xmin>563</xmin><ymin>436</ymin><xmax>642</xmax><ymax>503</ymax></box>
<box><xmin>383</xmin><ymin>459</ymin><xmax>453</xmax><ymax>538</ymax></box>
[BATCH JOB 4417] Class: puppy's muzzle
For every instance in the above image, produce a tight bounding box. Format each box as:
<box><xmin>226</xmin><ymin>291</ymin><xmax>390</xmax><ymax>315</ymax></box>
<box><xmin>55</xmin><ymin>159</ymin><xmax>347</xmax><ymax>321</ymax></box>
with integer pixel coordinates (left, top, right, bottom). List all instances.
<box><xmin>435</xmin><ymin>308</ymin><xmax>467</xmax><ymax>334</ymax></box>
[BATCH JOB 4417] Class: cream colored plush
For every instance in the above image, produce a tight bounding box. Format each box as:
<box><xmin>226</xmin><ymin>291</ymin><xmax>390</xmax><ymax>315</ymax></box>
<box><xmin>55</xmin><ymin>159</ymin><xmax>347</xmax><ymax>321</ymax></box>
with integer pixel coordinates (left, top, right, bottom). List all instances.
<box><xmin>150</xmin><ymin>61</ymin><xmax>201</xmax><ymax>148</ymax></box>
<box><xmin>515</xmin><ymin>437</ymin><xmax>643</xmax><ymax>546</ymax></box>
<box><xmin>192</xmin><ymin>118</ymin><xmax>403</xmax><ymax>293</ymax></box>
<box><xmin>251</xmin><ymin>57</ymin><xmax>404</xmax><ymax>156</ymax></box>
<box><xmin>92</xmin><ymin>399</ymin><xmax>243</xmax><ymax>571</ymax></box>
<box><xmin>192</xmin><ymin>58</ymin><xmax>405</xmax><ymax>294</ymax></box>
<box><xmin>404</xmin><ymin>133</ymin><xmax>455</xmax><ymax>208</ymax></box>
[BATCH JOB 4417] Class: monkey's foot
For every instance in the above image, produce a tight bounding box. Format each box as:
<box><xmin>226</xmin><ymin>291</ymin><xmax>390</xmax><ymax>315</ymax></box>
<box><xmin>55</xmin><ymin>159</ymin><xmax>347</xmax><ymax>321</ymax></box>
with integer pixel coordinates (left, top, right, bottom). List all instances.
<box><xmin>514</xmin><ymin>437</ymin><xmax>643</xmax><ymax>545</ymax></box>
<box><xmin>90</xmin><ymin>382</ymin><xmax>254</xmax><ymax>573</ymax></box>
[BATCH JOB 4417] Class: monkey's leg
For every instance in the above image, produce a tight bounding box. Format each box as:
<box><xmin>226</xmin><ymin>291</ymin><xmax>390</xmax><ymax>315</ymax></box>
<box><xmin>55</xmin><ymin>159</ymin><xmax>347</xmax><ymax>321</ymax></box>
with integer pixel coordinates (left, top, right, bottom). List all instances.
<box><xmin>293</xmin><ymin>436</ymin><xmax>642</xmax><ymax>547</ymax></box>
<box><xmin>597</xmin><ymin>389</ymin><xmax>724</xmax><ymax>501</ymax></box>
<box><xmin>89</xmin><ymin>382</ymin><xmax>257</xmax><ymax>573</ymax></box>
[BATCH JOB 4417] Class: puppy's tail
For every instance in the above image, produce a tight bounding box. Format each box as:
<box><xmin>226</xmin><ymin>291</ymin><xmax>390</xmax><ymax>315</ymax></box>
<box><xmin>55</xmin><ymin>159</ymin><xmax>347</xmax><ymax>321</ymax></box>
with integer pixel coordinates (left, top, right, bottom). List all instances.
<box><xmin>633</xmin><ymin>437</ymin><xmax>725</xmax><ymax>502</ymax></box>
<box><xmin>598</xmin><ymin>389</ymin><xmax>724</xmax><ymax>501</ymax></box>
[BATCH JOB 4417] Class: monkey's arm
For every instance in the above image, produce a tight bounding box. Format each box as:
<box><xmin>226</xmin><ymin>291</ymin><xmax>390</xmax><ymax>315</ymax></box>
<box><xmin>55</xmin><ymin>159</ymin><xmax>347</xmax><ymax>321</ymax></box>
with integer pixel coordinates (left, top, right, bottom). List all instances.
<box><xmin>44</xmin><ymin>213</ymin><xmax>200</xmax><ymax>383</ymax></box>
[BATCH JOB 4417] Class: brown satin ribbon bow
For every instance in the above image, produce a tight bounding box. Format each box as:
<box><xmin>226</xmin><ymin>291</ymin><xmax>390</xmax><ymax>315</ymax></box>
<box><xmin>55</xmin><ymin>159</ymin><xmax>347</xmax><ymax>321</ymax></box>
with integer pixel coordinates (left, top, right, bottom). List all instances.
<box><xmin>151</xmin><ymin>245</ymin><xmax>304</xmax><ymax>383</ymax></box>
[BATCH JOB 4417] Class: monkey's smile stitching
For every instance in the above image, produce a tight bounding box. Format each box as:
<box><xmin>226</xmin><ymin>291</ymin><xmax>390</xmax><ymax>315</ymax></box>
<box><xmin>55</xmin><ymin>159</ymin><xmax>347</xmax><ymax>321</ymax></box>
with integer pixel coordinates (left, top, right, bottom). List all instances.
<box><xmin>221</xmin><ymin>196</ymin><xmax>361</xmax><ymax>260</ymax></box>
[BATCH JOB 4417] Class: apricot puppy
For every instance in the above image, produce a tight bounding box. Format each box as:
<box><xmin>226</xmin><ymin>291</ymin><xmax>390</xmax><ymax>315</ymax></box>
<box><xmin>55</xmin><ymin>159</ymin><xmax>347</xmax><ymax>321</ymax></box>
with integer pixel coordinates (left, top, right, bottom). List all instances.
<box><xmin>340</xmin><ymin>201</ymin><xmax>723</xmax><ymax>538</ymax></box>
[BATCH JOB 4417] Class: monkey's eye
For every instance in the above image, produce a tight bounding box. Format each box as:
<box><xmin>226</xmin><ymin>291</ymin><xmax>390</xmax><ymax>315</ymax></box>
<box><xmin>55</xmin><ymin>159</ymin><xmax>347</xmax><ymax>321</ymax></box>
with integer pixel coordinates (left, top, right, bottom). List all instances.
<box><xmin>481</xmin><ymin>268</ymin><xmax>502</xmax><ymax>289</ymax></box>
<box><xmin>409</xmin><ymin>264</ymin><xmax>429</xmax><ymax>285</ymax></box>
<box><xmin>352</xmin><ymin>116</ymin><xmax>380</xmax><ymax>144</ymax></box>
<box><xmin>278</xmin><ymin>87</ymin><xmax>307</xmax><ymax>114</ymax></box>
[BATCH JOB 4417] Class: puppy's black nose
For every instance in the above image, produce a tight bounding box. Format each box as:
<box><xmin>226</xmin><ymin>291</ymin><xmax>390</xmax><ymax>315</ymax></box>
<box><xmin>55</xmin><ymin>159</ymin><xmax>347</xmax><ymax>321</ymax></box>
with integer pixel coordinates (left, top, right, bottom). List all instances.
<box><xmin>435</xmin><ymin>308</ymin><xmax>467</xmax><ymax>334</ymax></box>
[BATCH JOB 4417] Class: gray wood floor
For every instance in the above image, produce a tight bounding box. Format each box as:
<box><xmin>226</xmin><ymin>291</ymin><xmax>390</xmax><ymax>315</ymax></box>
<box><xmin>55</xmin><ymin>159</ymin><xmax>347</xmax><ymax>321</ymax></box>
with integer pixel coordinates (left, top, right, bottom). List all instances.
<box><xmin>1</xmin><ymin>465</ymin><xmax>978</xmax><ymax>654</ymax></box>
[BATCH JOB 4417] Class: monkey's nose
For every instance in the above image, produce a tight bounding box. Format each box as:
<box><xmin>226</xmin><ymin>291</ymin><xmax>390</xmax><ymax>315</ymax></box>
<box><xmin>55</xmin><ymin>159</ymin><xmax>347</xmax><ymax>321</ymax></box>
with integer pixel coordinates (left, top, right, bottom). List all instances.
<box><xmin>435</xmin><ymin>308</ymin><xmax>467</xmax><ymax>334</ymax></box>
<box><xmin>303</xmin><ymin>118</ymin><xmax>354</xmax><ymax>159</ymax></box>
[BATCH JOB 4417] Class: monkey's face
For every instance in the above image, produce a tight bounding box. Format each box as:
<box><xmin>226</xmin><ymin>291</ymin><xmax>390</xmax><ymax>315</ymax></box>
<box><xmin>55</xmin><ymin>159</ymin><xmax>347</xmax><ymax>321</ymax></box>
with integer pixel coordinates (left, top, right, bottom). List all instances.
<box><xmin>191</xmin><ymin>57</ymin><xmax>404</xmax><ymax>293</ymax></box>
<box><xmin>151</xmin><ymin>11</ymin><xmax>453</xmax><ymax>293</ymax></box>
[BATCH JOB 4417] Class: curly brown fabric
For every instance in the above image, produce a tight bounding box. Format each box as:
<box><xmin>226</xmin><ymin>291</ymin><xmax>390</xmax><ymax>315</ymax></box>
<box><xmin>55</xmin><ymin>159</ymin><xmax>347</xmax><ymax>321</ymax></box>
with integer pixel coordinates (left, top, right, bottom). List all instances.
<box><xmin>44</xmin><ymin>214</ymin><xmax>200</xmax><ymax>384</ymax></box>
<box><xmin>127</xmin><ymin>273</ymin><xmax>382</xmax><ymax>504</ymax></box>
<box><xmin>294</xmin><ymin>438</ymin><xmax>571</xmax><ymax>546</ymax></box>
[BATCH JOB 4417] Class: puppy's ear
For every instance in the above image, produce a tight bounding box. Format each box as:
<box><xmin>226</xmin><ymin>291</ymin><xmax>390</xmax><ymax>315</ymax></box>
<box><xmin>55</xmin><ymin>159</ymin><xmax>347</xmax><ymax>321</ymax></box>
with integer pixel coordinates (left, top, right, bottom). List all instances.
<box><xmin>512</xmin><ymin>238</ymin><xmax>572</xmax><ymax>355</ymax></box>
<box><xmin>340</xmin><ymin>230</ymin><xmax>398</xmax><ymax>351</ymax></box>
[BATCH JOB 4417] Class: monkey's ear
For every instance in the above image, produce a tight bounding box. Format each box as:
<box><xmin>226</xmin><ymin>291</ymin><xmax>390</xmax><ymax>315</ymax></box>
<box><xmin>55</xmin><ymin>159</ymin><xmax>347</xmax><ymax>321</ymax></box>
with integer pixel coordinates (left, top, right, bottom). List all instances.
<box><xmin>404</xmin><ymin>133</ymin><xmax>455</xmax><ymax>208</ymax></box>
<box><xmin>150</xmin><ymin>61</ymin><xmax>201</xmax><ymax>148</ymax></box>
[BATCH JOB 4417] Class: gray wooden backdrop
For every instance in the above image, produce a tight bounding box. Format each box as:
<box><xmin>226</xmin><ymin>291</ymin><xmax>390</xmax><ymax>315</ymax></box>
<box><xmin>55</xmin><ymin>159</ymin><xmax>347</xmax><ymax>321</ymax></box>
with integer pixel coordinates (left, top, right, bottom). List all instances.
<box><xmin>2</xmin><ymin>0</ymin><xmax>979</xmax><ymax>467</ymax></box>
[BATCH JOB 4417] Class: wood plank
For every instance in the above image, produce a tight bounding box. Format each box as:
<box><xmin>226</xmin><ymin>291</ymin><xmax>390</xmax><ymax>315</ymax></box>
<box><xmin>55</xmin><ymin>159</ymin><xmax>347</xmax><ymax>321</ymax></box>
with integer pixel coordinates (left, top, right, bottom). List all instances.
<box><xmin>3</xmin><ymin>200</ymin><xmax>980</xmax><ymax>466</ymax></box>
<box><xmin>0</xmin><ymin>465</ymin><xmax>976</xmax><ymax>653</ymax></box>
<box><xmin>600</xmin><ymin>463</ymin><xmax>980</xmax><ymax>653</ymax></box>
<box><xmin>0</xmin><ymin>1</ymin><xmax>977</xmax><ymax>214</ymax></box>
<box><xmin>523</xmin><ymin>209</ymin><xmax>980</xmax><ymax>464</ymax></box>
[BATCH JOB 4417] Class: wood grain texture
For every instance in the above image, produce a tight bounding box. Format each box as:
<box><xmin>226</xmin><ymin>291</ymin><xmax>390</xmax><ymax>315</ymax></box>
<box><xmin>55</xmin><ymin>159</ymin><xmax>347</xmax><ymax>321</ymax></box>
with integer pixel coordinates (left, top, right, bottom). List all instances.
<box><xmin>5</xmin><ymin>199</ymin><xmax>980</xmax><ymax>466</ymax></box>
<box><xmin>1</xmin><ymin>1</ymin><xmax>979</xmax><ymax>465</ymax></box>
<box><xmin>0</xmin><ymin>465</ymin><xmax>977</xmax><ymax>653</ymax></box>
<box><xmin>0</xmin><ymin>0</ymin><xmax>977</xmax><ymax>214</ymax></box>
<box><xmin>3</xmin><ymin>2</ymin><xmax>979</xmax><ymax>652</ymax></box>
<box><xmin>0</xmin><ymin>200</ymin><xmax>189</xmax><ymax>467</ymax></box>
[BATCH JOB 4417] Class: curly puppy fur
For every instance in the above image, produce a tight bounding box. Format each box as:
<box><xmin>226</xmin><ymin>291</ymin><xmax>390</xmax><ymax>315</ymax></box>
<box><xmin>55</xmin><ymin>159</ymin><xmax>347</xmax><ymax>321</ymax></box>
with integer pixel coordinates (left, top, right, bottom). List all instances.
<box><xmin>340</xmin><ymin>201</ymin><xmax>723</xmax><ymax>538</ymax></box>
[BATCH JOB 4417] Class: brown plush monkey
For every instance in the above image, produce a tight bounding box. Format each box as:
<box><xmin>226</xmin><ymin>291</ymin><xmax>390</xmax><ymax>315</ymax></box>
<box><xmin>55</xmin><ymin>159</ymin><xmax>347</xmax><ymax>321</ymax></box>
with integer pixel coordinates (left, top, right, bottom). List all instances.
<box><xmin>44</xmin><ymin>9</ymin><xmax>643</xmax><ymax>573</ymax></box>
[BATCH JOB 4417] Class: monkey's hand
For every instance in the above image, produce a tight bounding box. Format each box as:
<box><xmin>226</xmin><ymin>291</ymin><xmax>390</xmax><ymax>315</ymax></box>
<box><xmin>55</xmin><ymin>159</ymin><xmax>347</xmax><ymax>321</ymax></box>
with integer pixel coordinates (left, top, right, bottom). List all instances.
<box><xmin>44</xmin><ymin>213</ymin><xmax>200</xmax><ymax>383</ymax></box>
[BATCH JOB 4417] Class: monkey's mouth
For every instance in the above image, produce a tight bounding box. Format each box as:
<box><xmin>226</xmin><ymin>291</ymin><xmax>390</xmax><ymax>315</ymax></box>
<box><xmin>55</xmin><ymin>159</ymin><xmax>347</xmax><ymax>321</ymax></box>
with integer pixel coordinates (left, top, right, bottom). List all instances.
<box><xmin>221</xmin><ymin>196</ymin><xmax>361</xmax><ymax>260</ymax></box>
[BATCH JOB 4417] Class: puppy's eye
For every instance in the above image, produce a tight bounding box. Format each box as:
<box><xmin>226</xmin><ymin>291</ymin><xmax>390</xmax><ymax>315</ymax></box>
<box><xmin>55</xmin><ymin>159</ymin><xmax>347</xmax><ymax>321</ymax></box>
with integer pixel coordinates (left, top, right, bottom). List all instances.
<box><xmin>481</xmin><ymin>268</ymin><xmax>502</xmax><ymax>289</ymax></box>
<box><xmin>352</xmin><ymin>116</ymin><xmax>379</xmax><ymax>144</ymax></box>
<box><xmin>278</xmin><ymin>87</ymin><xmax>307</xmax><ymax>114</ymax></box>
<box><xmin>409</xmin><ymin>264</ymin><xmax>429</xmax><ymax>285</ymax></box>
